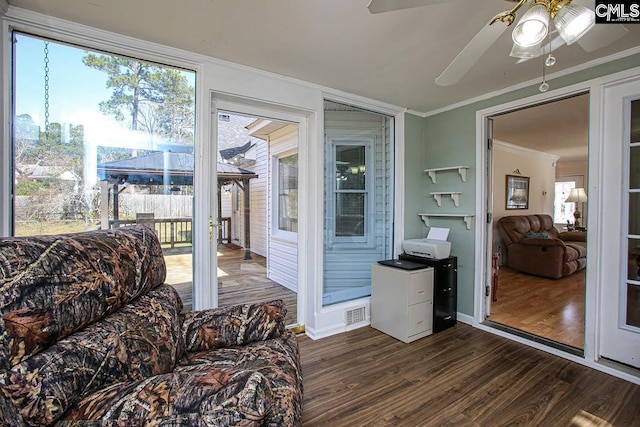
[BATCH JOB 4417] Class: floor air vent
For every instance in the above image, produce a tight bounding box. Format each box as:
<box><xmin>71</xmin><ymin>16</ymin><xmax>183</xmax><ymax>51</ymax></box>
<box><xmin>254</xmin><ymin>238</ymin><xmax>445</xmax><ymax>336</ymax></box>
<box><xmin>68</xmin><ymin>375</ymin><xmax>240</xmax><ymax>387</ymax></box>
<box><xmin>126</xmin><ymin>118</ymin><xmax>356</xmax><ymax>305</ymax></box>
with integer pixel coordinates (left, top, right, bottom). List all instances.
<box><xmin>345</xmin><ymin>306</ymin><xmax>366</xmax><ymax>325</ymax></box>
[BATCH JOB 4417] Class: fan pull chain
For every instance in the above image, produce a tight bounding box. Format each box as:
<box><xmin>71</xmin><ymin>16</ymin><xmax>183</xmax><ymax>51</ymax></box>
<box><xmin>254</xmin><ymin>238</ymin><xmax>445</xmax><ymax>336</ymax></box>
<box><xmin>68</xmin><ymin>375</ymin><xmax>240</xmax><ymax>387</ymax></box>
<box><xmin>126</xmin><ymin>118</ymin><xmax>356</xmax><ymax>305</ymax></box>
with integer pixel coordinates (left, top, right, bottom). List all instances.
<box><xmin>539</xmin><ymin>32</ymin><xmax>555</xmax><ymax>93</ymax></box>
<box><xmin>43</xmin><ymin>41</ymin><xmax>50</xmax><ymax>141</ymax></box>
<box><xmin>539</xmin><ymin>59</ymin><xmax>549</xmax><ymax>92</ymax></box>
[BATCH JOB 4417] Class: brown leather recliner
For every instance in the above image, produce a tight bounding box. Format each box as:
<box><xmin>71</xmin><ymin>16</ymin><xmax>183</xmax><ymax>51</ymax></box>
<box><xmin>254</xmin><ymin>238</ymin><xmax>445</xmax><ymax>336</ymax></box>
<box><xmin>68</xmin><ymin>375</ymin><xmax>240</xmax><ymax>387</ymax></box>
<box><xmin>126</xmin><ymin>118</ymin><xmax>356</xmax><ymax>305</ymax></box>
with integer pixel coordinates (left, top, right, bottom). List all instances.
<box><xmin>497</xmin><ymin>214</ymin><xmax>586</xmax><ymax>279</ymax></box>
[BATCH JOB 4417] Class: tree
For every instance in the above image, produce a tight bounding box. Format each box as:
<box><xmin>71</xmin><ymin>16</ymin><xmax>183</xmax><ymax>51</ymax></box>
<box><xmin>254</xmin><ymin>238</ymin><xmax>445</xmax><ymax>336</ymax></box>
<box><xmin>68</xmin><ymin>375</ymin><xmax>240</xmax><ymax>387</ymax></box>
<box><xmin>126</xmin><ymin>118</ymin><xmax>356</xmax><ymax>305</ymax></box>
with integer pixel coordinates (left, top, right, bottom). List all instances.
<box><xmin>82</xmin><ymin>54</ymin><xmax>195</xmax><ymax>143</ymax></box>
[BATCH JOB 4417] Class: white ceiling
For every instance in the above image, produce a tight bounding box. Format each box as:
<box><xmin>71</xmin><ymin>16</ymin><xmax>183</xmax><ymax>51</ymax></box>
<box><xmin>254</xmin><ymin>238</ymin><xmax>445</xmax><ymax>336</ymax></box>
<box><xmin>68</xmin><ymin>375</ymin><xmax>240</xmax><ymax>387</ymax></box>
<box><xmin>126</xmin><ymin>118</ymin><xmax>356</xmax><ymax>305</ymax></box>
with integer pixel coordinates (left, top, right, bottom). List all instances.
<box><xmin>6</xmin><ymin>0</ymin><xmax>640</xmax><ymax>114</ymax></box>
<box><xmin>492</xmin><ymin>94</ymin><xmax>589</xmax><ymax>162</ymax></box>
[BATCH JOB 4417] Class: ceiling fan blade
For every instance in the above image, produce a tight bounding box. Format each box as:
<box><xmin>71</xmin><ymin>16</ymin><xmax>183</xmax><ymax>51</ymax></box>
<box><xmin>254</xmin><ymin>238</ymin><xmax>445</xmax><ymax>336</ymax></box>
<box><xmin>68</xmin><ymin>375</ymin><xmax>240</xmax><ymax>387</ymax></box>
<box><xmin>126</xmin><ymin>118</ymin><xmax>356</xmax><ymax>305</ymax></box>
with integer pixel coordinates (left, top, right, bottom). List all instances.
<box><xmin>436</xmin><ymin>20</ymin><xmax>509</xmax><ymax>86</ymax></box>
<box><xmin>367</xmin><ymin>0</ymin><xmax>451</xmax><ymax>14</ymax></box>
<box><xmin>568</xmin><ymin>0</ymin><xmax>629</xmax><ymax>52</ymax></box>
<box><xmin>576</xmin><ymin>24</ymin><xmax>629</xmax><ymax>52</ymax></box>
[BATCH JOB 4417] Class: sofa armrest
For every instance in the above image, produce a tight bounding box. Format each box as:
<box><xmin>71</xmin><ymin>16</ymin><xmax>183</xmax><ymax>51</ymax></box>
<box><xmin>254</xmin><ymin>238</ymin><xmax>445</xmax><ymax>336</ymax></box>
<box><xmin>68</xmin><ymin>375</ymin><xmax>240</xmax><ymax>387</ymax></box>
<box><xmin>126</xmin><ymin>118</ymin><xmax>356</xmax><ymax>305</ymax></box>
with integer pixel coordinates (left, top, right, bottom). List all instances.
<box><xmin>559</xmin><ymin>231</ymin><xmax>587</xmax><ymax>242</ymax></box>
<box><xmin>182</xmin><ymin>300</ymin><xmax>287</xmax><ymax>352</ymax></box>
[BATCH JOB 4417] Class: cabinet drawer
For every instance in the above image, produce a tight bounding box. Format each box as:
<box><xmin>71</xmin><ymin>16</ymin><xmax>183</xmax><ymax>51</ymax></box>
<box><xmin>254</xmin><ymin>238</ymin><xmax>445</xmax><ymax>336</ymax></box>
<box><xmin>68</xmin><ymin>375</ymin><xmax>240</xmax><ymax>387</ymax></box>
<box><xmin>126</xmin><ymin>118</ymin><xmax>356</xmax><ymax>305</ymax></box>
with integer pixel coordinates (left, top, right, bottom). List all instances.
<box><xmin>407</xmin><ymin>301</ymin><xmax>433</xmax><ymax>336</ymax></box>
<box><xmin>408</xmin><ymin>272</ymin><xmax>434</xmax><ymax>305</ymax></box>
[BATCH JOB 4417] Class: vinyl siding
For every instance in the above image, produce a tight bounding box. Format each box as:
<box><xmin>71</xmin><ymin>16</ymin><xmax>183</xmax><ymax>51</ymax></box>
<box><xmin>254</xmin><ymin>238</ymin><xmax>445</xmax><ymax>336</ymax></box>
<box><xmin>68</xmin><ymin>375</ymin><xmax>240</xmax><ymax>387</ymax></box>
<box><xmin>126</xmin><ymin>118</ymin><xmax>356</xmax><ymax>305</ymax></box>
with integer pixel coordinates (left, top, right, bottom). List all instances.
<box><xmin>268</xmin><ymin>124</ymin><xmax>299</xmax><ymax>292</ymax></box>
<box><xmin>323</xmin><ymin>111</ymin><xmax>393</xmax><ymax>305</ymax></box>
<box><xmin>250</xmin><ymin>141</ymin><xmax>268</xmax><ymax>257</ymax></box>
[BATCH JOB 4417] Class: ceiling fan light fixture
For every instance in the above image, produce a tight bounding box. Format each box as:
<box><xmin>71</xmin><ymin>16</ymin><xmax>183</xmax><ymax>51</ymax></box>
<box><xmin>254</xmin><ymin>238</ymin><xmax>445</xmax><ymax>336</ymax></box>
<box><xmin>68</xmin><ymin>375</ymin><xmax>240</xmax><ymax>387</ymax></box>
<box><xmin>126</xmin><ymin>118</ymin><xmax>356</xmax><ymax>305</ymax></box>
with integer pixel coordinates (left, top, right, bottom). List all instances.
<box><xmin>553</xmin><ymin>3</ymin><xmax>595</xmax><ymax>45</ymax></box>
<box><xmin>512</xmin><ymin>3</ymin><xmax>550</xmax><ymax>47</ymax></box>
<box><xmin>510</xmin><ymin>40</ymin><xmax>543</xmax><ymax>59</ymax></box>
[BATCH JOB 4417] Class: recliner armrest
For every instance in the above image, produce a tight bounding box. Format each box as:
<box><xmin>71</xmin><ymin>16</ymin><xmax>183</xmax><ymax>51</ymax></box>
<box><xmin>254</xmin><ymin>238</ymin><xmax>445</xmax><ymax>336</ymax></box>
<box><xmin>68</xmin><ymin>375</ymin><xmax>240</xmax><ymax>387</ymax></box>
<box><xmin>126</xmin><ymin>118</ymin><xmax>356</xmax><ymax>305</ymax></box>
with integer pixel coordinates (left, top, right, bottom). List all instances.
<box><xmin>519</xmin><ymin>237</ymin><xmax>566</xmax><ymax>247</ymax></box>
<box><xmin>559</xmin><ymin>231</ymin><xmax>586</xmax><ymax>242</ymax></box>
<box><xmin>182</xmin><ymin>300</ymin><xmax>287</xmax><ymax>352</ymax></box>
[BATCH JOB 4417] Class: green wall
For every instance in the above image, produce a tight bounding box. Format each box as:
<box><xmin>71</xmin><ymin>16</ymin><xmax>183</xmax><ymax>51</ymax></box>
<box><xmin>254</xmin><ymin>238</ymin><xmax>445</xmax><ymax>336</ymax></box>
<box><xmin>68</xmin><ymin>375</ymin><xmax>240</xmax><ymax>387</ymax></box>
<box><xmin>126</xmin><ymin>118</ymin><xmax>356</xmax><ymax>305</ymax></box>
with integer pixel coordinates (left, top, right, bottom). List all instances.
<box><xmin>404</xmin><ymin>53</ymin><xmax>640</xmax><ymax>317</ymax></box>
<box><xmin>403</xmin><ymin>113</ymin><xmax>427</xmax><ymax>240</ymax></box>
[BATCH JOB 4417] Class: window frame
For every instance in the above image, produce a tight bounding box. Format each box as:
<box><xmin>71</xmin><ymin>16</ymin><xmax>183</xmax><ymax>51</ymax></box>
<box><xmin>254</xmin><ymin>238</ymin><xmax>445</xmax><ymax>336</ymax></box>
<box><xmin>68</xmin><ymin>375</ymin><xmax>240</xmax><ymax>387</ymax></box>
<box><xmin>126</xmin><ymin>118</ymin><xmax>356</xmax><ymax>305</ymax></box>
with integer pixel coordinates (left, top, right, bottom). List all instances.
<box><xmin>272</xmin><ymin>149</ymin><xmax>298</xmax><ymax>242</ymax></box>
<box><xmin>327</xmin><ymin>137</ymin><xmax>374</xmax><ymax>247</ymax></box>
<box><xmin>554</xmin><ymin>174</ymin><xmax>585</xmax><ymax>227</ymax></box>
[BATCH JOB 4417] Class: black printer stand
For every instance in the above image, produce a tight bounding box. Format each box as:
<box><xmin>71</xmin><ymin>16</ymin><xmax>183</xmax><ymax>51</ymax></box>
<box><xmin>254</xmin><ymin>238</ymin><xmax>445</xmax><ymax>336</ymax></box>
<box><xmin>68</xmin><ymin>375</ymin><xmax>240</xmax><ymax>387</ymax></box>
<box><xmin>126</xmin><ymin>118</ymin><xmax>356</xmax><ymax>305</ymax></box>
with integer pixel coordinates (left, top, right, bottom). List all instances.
<box><xmin>399</xmin><ymin>254</ymin><xmax>457</xmax><ymax>332</ymax></box>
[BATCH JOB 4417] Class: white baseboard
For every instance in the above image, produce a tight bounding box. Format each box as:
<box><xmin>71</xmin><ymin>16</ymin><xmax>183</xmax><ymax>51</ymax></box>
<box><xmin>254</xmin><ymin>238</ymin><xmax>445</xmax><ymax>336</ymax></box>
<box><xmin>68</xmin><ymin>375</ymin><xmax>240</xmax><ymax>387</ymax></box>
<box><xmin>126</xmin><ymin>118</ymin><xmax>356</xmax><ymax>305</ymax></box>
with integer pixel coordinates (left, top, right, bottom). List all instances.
<box><xmin>457</xmin><ymin>312</ymin><xmax>474</xmax><ymax>325</ymax></box>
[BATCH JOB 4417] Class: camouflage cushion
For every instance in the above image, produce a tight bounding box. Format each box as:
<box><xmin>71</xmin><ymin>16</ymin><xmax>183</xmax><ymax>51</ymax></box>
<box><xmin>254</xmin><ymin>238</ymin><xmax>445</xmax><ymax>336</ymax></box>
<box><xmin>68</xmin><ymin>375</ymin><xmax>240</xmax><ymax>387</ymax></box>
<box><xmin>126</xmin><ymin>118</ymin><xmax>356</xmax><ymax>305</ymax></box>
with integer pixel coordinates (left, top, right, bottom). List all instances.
<box><xmin>0</xmin><ymin>228</ymin><xmax>302</xmax><ymax>426</ymax></box>
<box><xmin>0</xmin><ymin>225</ymin><xmax>166</xmax><ymax>369</ymax></box>
<box><xmin>1</xmin><ymin>284</ymin><xmax>183</xmax><ymax>426</ymax></box>
<box><xmin>178</xmin><ymin>329</ymin><xmax>303</xmax><ymax>426</ymax></box>
<box><xmin>0</xmin><ymin>386</ymin><xmax>26</xmax><ymax>427</ymax></box>
<box><xmin>57</xmin><ymin>368</ymin><xmax>271</xmax><ymax>426</ymax></box>
<box><xmin>182</xmin><ymin>300</ymin><xmax>287</xmax><ymax>352</ymax></box>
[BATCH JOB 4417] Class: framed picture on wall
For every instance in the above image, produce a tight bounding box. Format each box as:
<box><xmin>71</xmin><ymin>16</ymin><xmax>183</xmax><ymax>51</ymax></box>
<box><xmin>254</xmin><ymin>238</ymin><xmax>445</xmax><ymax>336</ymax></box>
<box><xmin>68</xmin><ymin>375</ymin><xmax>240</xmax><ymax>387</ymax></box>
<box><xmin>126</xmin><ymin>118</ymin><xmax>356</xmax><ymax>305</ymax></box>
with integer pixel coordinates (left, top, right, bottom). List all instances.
<box><xmin>506</xmin><ymin>175</ymin><xmax>529</xmax><ymax>210</ymax></box>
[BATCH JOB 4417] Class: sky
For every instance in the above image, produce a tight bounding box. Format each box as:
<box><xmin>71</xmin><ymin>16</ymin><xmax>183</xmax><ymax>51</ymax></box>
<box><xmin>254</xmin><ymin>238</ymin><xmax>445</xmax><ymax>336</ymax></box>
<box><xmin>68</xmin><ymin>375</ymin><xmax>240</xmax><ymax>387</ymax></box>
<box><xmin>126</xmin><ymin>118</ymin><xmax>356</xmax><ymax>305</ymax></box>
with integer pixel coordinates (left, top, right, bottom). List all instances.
<box><xmin>14</xmin><ymin>32</ymin><xmax>196</xmax><ymax>149</ymax></box>
<box><xmin>15</xmin><ymin>33</ymin><xmax>113</xmax><ymax>127</ymax></box>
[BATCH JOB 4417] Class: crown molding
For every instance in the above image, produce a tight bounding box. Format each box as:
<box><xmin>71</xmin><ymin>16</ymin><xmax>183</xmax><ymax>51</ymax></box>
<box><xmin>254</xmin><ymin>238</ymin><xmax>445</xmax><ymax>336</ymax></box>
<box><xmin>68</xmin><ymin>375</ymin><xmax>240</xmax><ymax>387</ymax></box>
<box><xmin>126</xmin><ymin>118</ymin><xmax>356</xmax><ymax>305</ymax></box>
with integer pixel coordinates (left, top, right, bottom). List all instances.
<box><xmin>421</xmin><ymin>45</ymin><xmax>640</xmax><ymax>118</ymax></box>
<box><xmin>0</xmin><ymin>0</ymin><xmax>9</xmax><ymax>15</ymax></box>
<box><xmin>493</xmin><ymin>139</ymin><xmax>560</xmax><ymax>162</ymax></box>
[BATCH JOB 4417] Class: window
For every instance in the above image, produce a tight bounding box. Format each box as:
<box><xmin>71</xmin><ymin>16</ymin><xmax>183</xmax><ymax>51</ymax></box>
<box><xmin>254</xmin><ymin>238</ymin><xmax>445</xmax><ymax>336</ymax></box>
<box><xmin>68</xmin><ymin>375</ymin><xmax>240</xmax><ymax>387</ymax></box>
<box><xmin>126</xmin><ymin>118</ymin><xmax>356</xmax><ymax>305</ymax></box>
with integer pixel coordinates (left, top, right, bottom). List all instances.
<box><xmin>554</xmin><ymin>175</ymin><xmax>585</xmax><ymax>227</ymax></box>
<box><xmin>12</xmin><ymin>32</ymin><xmax>196</xmax><ymax>304</ymax></box>
<box><xmin>12</xmin><ymin>33</ymin><xmax>196</xmax><ymax>236</ymax></box>
<box><xmin>331</xmin><ymin>141</ymin><xmax>372</xmax><ymax>244</ymax></box>
<box><xmin>277</xmin><ymin>153</ymin><xmax>298</xmax><ymax>233</ymax></box>
<box><xmin>626</xmin><ymin>99</ymin><xmax>640</xmax><ymax>328</ymax></box>
<box><xmin>554</xmin><ymin>181</ymin><xmax>576</xmax><ymax>225</ymax></box>
<box><xmin>322</xmin><ymin>99</ymin><xmax>394</xmax><ymax>306</ymax></box>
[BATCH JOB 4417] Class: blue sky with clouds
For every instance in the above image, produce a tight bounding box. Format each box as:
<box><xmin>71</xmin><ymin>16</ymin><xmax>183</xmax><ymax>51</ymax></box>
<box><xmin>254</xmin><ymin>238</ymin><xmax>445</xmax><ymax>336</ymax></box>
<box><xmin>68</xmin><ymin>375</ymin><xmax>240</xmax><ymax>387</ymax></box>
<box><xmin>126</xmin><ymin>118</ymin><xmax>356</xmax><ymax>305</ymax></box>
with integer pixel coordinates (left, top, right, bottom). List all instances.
<box><xmin>14</xmin><ymin>33</ymin><xmax>112</xmax><ymax>127</ymax></box>
<box><xmin>14</xmin><ymin>32</ymin><xmax>196</xmax><ymax>148</ymax></box>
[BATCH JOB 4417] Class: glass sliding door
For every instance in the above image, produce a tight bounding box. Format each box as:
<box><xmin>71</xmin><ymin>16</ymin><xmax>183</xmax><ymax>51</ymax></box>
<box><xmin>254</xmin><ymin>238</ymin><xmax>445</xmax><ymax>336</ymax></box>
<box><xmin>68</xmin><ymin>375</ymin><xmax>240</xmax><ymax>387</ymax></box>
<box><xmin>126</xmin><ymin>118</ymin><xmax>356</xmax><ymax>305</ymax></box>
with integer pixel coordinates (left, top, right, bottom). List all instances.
<box><xmin>11</xmin><ymin>32</ymin><xmax>197</xmax><ymax>309</ymax></box>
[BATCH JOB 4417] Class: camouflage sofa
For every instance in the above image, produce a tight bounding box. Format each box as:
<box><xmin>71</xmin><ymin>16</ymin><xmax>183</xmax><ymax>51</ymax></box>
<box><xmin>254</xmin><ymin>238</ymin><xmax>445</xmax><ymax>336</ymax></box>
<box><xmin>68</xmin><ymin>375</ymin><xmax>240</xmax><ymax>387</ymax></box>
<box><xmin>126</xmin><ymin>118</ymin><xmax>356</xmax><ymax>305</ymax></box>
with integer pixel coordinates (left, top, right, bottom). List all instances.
<box><xmin>0</xmin><ymin>225</ymin><xmax>302</xmax><ymax>426</ymax></box>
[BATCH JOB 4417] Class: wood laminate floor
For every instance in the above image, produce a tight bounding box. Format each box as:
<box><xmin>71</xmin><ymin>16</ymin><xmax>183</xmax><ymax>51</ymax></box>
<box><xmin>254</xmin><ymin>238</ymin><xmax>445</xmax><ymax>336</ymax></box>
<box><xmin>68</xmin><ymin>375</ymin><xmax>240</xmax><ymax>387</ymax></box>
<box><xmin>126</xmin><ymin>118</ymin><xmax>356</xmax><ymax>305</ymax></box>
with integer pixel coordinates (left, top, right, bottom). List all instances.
<box><xmin>489</xmin><ymin>267</ymin><xmax>585</xmax><ymax>349</ymax></box>
<box><xmin>299</xmin><ymin>325</ymin><xmax>640</xmax><ymax>427</ymax></box>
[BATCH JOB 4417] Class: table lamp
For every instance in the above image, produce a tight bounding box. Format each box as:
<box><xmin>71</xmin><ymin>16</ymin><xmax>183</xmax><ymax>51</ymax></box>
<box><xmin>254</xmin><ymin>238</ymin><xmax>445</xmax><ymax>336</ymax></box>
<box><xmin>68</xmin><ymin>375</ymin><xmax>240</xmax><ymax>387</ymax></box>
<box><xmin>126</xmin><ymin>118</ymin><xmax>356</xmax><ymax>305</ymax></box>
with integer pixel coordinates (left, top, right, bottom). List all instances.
<box><xmin>565</xmin><ymin>187</ymin><xmax>588</xmax><ymax>227</ymax></box>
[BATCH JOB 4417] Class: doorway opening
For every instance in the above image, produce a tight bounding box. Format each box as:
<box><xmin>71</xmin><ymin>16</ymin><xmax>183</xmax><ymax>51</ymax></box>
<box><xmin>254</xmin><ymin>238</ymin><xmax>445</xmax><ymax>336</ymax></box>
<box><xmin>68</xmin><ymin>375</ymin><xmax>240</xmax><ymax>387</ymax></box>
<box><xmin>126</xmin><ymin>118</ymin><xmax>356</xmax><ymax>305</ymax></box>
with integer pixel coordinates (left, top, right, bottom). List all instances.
<box><xmin>486</xmin><ymin>93</ymin><xmax>589</xmax><ymax>351</ymax></box>
<box><xmin>214</xmin><ymin>111</ymin><xmax>299</xmax><ymax>326</ymax></box>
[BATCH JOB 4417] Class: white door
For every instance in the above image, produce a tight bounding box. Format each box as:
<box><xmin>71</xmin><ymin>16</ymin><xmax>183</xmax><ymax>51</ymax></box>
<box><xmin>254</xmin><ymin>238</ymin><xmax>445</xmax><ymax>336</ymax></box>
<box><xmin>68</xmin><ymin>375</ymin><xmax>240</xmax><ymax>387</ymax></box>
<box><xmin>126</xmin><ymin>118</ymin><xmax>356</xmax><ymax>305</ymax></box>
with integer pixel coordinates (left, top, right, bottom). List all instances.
<box><xmin>600</xmin><ymin>76</ymin><xmax>640</xmax><ymax>368</ymax></box>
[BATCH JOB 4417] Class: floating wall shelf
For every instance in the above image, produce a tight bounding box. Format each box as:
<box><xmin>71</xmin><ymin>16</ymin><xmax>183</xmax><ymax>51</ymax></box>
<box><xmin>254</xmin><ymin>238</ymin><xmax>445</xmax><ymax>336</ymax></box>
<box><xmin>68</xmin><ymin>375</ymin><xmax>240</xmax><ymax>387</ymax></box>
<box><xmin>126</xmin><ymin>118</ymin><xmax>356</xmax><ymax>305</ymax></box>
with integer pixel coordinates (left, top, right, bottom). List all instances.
<box><xmin>430</xmin><ymin>192</ymin><xmax>461</xmax><ymax>207</ymax></box>
<box><xmin>418</xmin><ymin>213</ymin><xmax>475</xmax><ymax>230</ymax></box>
<box><xmin>425</xmin><ymin>166</ymin><xmax>468</xmax><ymax>184</ymax></box>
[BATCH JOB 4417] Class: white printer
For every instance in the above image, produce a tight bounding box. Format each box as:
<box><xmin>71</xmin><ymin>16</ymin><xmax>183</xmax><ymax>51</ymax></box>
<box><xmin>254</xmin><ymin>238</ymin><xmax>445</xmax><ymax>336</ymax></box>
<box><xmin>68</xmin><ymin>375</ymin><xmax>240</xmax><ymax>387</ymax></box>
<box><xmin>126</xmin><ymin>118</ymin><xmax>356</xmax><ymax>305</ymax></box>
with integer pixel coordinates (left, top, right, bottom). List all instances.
<box><xmin>402</xmin><ymin>227</ymin><xmax>451</xmax><ymax>259</ymax></box>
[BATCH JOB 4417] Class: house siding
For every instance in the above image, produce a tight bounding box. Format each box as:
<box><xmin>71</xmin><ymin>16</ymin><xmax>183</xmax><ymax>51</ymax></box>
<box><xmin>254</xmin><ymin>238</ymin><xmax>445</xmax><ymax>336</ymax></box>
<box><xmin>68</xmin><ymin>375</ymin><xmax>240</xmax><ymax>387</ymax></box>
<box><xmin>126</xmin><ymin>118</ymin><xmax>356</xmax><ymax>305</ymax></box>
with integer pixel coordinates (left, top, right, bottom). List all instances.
<box><xmin>250</xmin><ymin>140</ymin><xmax>268</xmax><ymax>257</ymax></box>
<box><xmin>268</xmin><ymin>124</ymin><xmax>298</xmax><ymax>292</ymax></box>
<box><xmin>323</xmin><ymin>111</ymin><xmax>393</xmax><ymax>304</ymax></box>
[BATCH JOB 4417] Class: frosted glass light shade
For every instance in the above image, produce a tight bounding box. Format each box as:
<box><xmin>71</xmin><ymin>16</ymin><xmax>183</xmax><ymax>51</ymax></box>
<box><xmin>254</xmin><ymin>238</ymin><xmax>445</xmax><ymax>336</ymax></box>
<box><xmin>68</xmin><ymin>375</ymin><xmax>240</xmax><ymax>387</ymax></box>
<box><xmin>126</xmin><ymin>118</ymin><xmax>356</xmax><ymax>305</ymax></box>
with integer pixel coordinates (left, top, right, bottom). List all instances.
<box><xmin>510</xmin><ymin>41</ymin><xmax>543</xmax><ymax>58</ymax></box>
<box><xmin>554</xmin><ymin>3</ymin><xmax>595</xmax><ymax>45</ymax></box>
<box><xmin>512</xmin><ymin>4</ymin><xmax>550</xmax><ymax>47</ymax></box>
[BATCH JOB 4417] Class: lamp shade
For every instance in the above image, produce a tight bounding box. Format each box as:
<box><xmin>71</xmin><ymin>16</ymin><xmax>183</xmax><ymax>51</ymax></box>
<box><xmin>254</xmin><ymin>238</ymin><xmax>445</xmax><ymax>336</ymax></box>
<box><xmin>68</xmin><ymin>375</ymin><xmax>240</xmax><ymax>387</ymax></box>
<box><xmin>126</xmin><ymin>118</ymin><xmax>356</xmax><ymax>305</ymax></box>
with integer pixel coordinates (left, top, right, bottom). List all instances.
<box><xmin>565</xmin><ymin>187</ymin><xmax>588</xmax><ymax>203</ymax></box>
<box><xmin>554</xmin><ymin>3</ymin><xmax>595</xmax><ymax>45</ymax></box>
<box><xmin>512</xmin><ymin>3</ymin><xmax>550</xmax><ymax>47</ymax></box>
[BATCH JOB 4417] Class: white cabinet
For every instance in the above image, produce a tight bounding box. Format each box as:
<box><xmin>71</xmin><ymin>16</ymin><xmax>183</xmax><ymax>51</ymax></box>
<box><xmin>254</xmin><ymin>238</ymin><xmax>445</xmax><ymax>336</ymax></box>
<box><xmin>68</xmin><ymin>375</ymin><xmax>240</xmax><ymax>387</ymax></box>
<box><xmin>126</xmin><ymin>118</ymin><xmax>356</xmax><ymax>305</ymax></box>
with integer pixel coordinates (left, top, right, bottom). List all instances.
<box><xmin>371</xmin><ymin>264</ymin><xmax>434</xmax><ymax>343</ymax></box>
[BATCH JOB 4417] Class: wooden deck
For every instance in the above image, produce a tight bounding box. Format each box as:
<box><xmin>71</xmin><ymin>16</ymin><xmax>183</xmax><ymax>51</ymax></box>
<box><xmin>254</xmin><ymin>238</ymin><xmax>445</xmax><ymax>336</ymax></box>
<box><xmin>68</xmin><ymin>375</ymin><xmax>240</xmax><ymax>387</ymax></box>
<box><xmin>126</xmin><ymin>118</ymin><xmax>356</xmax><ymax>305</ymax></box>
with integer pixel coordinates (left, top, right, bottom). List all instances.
<box><xmin>164</xmin><ymin>244</ymin><xmax>298</xmax><ymax>325</ymax></box>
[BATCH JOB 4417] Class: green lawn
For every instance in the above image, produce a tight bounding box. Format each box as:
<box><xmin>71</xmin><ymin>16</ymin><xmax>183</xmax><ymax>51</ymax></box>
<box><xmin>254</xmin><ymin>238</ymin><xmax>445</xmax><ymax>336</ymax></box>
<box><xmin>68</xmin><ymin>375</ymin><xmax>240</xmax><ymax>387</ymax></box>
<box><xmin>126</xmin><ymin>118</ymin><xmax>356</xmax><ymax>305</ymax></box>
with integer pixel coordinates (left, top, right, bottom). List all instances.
<box><xmin>15</xmin><ymin>220</ymin><xmax>100</xmax><ymax>236</ymax></box>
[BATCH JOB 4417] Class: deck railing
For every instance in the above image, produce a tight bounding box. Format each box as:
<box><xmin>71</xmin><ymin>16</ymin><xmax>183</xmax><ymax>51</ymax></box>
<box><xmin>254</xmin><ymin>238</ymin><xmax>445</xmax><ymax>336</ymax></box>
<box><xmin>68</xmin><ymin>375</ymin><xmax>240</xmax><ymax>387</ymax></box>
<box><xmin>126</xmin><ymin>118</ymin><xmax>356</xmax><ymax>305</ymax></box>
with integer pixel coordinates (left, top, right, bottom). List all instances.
<box><xmin>110</xmin><ymin>217</ymin><xmax>192</xmax><ymax>249</ymax></box>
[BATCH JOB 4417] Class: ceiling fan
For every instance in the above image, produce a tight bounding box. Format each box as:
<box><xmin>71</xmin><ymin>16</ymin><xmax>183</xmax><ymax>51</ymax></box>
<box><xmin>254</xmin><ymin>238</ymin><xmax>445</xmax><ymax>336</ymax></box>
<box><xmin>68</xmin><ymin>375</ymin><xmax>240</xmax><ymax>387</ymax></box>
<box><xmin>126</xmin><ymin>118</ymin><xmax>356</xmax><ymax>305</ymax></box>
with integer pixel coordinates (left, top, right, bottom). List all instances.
<box><xmin>367</xmin><ymin>0</ymin><xmax>629</xmax><ymax>87</ymax></box>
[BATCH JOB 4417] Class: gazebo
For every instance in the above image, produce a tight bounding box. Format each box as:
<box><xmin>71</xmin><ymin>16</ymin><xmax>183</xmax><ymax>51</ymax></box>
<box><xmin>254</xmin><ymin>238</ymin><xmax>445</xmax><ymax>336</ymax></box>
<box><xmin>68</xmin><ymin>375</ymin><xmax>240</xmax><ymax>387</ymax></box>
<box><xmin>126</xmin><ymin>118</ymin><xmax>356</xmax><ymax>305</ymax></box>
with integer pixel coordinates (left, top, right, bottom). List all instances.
<box><xmin>97</xmin><ymin>151</ymin><xmax>258</xmax><ymax>259</ymax></box>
